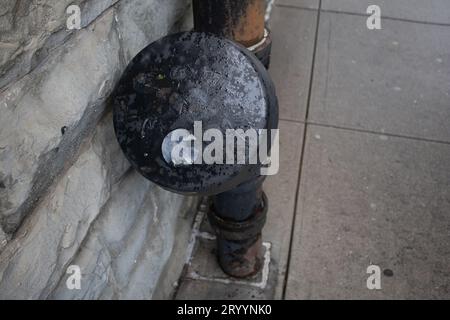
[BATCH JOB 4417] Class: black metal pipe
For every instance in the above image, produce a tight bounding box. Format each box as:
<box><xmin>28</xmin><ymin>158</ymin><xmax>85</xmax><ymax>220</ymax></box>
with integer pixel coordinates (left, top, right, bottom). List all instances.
<box><xmin>209</xmin><ymin>177</ymin><xmax>268</xmax><ymax>277</ymax></box>
<box><xmin>193</xmin><ymin>0</ymin><xmax>273</xmax><ymax>278</ymax></box>
<box><xmin>213</xmin><ymin>176</ymin><xmax>265</xmax><ymax>222</ymax></box>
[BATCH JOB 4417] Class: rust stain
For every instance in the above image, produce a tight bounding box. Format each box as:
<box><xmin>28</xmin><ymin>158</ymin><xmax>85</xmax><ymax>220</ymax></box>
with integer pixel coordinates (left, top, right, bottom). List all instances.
<box><xmin>231</xmin><ymin>0</ymin><xmax>265</xmax><ymax>47</ymax></box>
<box><xmin>193</xmin><ymin>0</ymin><xmax>266</xmax><ymax>48</ymax></box>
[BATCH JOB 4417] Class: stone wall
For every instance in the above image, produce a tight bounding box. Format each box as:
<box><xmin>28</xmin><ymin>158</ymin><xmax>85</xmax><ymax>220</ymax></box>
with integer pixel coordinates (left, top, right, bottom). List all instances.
<box><xmin>0</xmin><ymin>0</ymin><xmax>197</xmax><ymax>299</ymax></box>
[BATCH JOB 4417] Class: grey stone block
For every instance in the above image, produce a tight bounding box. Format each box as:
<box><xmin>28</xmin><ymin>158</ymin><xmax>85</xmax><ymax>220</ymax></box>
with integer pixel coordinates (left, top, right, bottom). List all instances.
<box><xmin>0</xmin><ymin>226</ymin><xmax>7</xmax><ymax>251</ymax></box>
<box><xmin>0</xmin><ymin>0</ymin><xmax>190</xmax><ymax>235</ymax></box>
<box><xmin>49</xmin><ymin>171</ymin><xmax>197</xmax><ymax>300</ymax></box>
<box><xmin>0</xmin><ymin>114</ymin><xmax>124</xmax><ymax>299</ymax></box>
<box><xmin>115</xmin><ymin>0</ymin><xmax>189</xmax><ymax>62</ymax></box>
<box><xmin>0</xmin><ymin>0</ymin><xmax>120</xmax><ymax>89</ymax></box>
<box><xmin>0</xmin><ymin>9</ymin><xmax>121</xmax><ymax>233</ymax></box>
<box><xmin>0</xmin><ymin>112</ymin><xmax>198</xmax><ymax>299</ymax></box>
<box><xmin>0</xmin><ymin>0</ymin><xmax>196</xmax><ymax>300</ymax></box>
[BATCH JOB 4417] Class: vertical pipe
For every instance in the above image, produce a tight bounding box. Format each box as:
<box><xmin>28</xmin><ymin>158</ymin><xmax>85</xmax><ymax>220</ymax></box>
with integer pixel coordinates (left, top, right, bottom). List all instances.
<box><xmin>193</xmin><ymin>0</ymin><xmax>266</xmax><ymax>47</ymax></box>
<box><xmin>210</xmin><ymin>177</ymin><xmax>267</xmax><ymax>277</ymax></box>
<box><xmin>193</xmin><ymin>0</ymin><xmax>270</xmax><ymax>278</ymax></box>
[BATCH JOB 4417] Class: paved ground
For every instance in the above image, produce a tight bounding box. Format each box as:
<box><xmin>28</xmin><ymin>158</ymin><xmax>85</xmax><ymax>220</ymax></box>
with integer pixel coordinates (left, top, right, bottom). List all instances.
<box><xmin>174</xmin><ymin>0</ymin><xmax>450</xmax><ymax>300</ymax></box>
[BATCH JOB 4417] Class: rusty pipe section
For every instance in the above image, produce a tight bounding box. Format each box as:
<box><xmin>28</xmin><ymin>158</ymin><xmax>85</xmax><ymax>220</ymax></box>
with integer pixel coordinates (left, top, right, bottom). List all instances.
<box><xmin>194</xmin><ymin>0</ymin><xmax>272</xmax><ymax>69</ymax></box>
<box><xmin>193</xmin><ymin>0</ymin><xmax>266</xmax><ymax>47</ymax></box>
<box><xmin>193</xmin><ymin>0</ymin><xmax>272</xmax><ymax>278</ymax></box>
<box><xmin>208</xmin><ymin>177</ymin><xmax>268</xmax><ymax>278</ymax></box>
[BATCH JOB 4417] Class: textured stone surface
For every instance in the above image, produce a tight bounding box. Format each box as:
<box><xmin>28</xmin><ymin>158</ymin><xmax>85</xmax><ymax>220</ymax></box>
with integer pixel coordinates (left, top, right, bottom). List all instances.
<box><xmin>0</xmin><ymin>9</ymin><xmax>121</xmax><ymax>233</ymax></box>
<box><xmin>0</xmin><ymin>0</ymin><xmax>190</xmax><ymax>235</ymax></box>
<box><xmin>48</xmin><ymin>172</ymin><xmax>197</xmax><ymax>300</ymax></box>
<box><xmin>0</xmin><ymin>112</ymin><xmax>197</xmax><ymax>300</ymax></box>
<box><xmin>0</xmin><ymin>0</ymin><xmax>196</xmax><ymax>300</ymax></box>
<box><xmin>0</xmin><ymin>114</ymin><xmax>123</xmax><ymax>299</ymax></box>
<box><xmin>0</xmin><ymin>0</ymin><xmax>120</xmax><ymax>89</ymax></box>
<box><xmin>0</xmin><ymin>226</ymin><xmax>7</xmax><ymax>251</ymax></box>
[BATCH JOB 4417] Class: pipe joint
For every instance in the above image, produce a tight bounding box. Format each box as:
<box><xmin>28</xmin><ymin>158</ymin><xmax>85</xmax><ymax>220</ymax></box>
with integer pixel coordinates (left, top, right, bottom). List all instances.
<box><xmin>208</xmin><ymin>192</ymin><xmax>268</xmax><ymax>241</ymax></box>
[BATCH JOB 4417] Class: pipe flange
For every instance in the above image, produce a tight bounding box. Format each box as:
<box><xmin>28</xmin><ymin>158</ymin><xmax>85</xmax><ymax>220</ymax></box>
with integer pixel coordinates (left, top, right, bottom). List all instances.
<box><xmin>208</xmin><ymin>192</ymin><xmax>268</xmax><ymax>241</ymax></box>
<box><xmin>248</xmin><ymin>28</ymin><xmax>272</xmax><ymax>69</ymax></box>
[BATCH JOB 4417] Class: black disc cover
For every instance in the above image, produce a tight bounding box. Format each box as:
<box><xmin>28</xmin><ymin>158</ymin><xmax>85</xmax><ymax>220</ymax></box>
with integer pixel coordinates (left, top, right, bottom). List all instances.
<box><xmin>113</xmin><ymin>32</ymin><xmax>278</xmax><ymax>195</ymax></box>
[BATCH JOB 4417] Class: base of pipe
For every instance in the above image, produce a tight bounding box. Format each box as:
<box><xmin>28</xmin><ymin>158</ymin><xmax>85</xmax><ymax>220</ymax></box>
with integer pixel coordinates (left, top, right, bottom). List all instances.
<box><xmin>209</xmin><ymin>188</ymin><xmax>268</xmax><ymax>278</ymax></box>
<box><xmin>217</xmin><ymin>234</ymin><xmax>263</xmax><ymax>278</ymax></box>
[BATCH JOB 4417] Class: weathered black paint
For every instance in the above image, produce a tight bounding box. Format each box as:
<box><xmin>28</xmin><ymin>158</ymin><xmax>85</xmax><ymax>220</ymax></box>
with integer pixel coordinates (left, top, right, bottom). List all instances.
<box><xmin>193</xmin><ymin>0</ymin><xmax>272</xmax><ymax>277</ymax></box>
<box><xmin>209</xmin><ymin>183</ymin><xmax>268</xmax><ymax>277</ymax></box>
<box><xmin>192</xmin><ymin>1</ymin><xmax>274</xmax><ymax>278</ymax></box>
<box><xmin>112</xmin><ymin>32</ymin><xmax>278</xmax><ymax>195</ymax></box>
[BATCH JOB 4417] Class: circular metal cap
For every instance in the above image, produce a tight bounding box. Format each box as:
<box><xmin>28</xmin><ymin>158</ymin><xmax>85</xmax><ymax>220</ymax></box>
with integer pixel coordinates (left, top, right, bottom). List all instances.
<box><xmin>113</xmin><ymin>32</ymin><xmax>278</xmax><ymax>195</ymax></box>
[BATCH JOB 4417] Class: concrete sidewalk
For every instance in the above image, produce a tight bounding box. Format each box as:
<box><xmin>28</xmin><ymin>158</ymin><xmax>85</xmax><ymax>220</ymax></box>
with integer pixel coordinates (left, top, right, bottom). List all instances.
<box><xmin>174</xmin><ymin>0</ymin><xmax>450</xmax><ymax>300</ymax></box>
